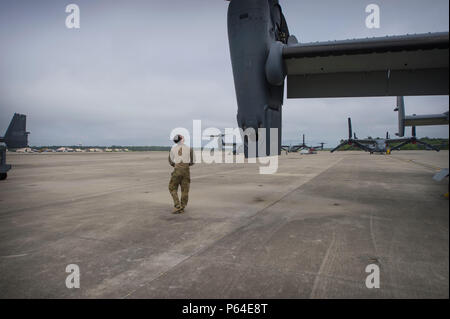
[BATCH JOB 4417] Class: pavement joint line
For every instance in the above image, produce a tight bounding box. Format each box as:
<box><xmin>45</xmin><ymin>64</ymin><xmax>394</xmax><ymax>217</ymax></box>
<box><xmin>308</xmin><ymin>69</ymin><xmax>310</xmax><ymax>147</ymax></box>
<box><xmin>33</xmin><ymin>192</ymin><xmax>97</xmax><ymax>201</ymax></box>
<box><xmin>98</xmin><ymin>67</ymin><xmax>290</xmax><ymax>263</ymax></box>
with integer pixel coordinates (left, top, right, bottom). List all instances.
<box><xmin>121</xmin><ymin>157</ymin><xmax>344</xmax><ymax>298</ymax></box>
<box><xmin>0</xmin><ymin>253</ymin><xmax>29</xmax><ymax>258</ymax></box>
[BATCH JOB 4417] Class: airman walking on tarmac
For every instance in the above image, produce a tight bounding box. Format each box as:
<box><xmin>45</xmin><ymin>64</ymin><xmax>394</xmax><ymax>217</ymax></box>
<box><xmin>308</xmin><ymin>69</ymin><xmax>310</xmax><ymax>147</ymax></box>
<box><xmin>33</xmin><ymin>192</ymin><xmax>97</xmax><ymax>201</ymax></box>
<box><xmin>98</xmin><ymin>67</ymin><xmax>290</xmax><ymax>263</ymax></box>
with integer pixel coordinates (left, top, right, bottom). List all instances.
<box><xmin>168</xmin><ymin>134</ymin><xmax>195</xmax><ymax>214</ymax></box>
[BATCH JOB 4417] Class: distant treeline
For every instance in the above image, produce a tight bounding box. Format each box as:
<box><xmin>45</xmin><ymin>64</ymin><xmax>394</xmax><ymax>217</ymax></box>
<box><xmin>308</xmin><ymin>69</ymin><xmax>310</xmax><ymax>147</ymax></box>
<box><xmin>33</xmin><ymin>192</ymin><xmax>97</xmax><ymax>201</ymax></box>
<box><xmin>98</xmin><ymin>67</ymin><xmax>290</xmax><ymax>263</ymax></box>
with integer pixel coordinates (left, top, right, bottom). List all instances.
<box><xmin>335</xmin><ymin>138</ymin><xmax>449</xmax><ymax>151</ymax></box>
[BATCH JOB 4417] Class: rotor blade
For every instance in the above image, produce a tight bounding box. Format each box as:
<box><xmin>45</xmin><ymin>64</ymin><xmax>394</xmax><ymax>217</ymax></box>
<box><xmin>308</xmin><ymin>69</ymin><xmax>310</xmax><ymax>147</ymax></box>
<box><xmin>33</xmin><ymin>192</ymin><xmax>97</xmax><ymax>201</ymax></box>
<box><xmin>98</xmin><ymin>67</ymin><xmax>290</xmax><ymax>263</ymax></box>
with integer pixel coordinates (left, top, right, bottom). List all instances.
<box><xmin>348</xmin><ymin>118</ymin><xmax>352</xmax><ymax>140</ymax></box>
<box><xmin>330</xmin><ymin>141</ymin><xmax>349</xmax><ymax>153</ymax></box>
<box><xmin>390</xmin><ymin>139</ymin><xmax>412</xmax><ymax>151</ymax></box>
<box><xmin>353</xmin><ymin>140</ymin><xmax>373</xmax><ymax>152</ymax></box>
<box><xmin>415</xmin><ymin>139</ymin><xmax>441</xmax><ymax>152</ymax></box>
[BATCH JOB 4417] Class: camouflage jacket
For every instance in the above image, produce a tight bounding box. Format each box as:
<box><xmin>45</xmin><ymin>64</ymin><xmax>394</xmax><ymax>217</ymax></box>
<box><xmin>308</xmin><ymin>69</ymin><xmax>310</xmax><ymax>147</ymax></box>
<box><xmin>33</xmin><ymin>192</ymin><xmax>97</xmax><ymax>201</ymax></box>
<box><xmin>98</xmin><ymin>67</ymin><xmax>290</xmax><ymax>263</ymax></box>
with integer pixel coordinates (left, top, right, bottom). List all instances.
<box><xmin>168</xmin><ymin>144</ymin><xmax>195</xmax><ymax>169</ymax></box>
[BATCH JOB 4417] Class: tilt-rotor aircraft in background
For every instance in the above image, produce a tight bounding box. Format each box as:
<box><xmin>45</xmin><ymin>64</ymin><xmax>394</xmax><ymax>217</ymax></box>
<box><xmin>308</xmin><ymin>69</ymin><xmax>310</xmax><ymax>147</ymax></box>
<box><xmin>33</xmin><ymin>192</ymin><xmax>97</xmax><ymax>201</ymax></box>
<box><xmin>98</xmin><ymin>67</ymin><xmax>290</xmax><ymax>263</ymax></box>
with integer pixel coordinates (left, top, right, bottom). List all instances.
<box><xmin>226</xmin><ymin>0</ymin><xmax>449</xmax><ymax>157</ymax></box>
<box><xmin>208</xmin><ymin>134</ymin><xmax>239</xmax><ymax>155</ymax></box>
<box><xmin>330</xmin><ymin>117</ymin><xmax>440</xmax><ymax>154</ymax></box>
<box><xmin>281</xmin><ymin>134</ymin><xmax>308</xmax><ymax>153</ymax></box>
<box><xmin>0</xmin><ymin>113</ymin><xmax>29</xmax><ymax>180</ymax></box>
<box><xmin>281</xmin><ymin>134</ymin><xmax>325</xmax><ymax>153</ymax></box>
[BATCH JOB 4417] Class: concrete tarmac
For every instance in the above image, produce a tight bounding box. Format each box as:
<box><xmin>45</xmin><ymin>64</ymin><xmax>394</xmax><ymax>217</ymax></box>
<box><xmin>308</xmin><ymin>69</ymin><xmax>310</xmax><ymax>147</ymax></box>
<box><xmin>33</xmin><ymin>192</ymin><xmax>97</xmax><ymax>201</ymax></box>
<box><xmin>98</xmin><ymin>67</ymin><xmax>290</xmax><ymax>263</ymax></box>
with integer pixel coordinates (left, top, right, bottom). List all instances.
<box><xmin>0</xmin><ymin>151</ymin><xmax>448</xmax><ymax>298</ymax></box>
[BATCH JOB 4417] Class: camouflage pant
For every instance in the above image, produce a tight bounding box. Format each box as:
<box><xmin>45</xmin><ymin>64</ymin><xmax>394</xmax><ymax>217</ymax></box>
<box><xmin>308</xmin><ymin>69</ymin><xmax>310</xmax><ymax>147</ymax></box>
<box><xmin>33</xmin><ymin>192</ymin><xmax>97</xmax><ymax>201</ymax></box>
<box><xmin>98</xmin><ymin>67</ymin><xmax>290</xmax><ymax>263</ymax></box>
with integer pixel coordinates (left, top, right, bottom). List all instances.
<box><xmin>168</xmin><ymin>168</ymin><xmax>190</xmax><ymax>208</ymax></box>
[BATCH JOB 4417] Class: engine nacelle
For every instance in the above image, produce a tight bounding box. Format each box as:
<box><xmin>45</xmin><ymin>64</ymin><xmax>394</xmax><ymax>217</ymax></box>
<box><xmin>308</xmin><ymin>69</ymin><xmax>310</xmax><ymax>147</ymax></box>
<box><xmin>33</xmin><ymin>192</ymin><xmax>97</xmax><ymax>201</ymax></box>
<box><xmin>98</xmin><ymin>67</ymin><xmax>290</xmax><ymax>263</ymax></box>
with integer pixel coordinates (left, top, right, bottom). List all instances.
<box><xmin>395</xmin><ymin>96</ymin><xmax>406</xmax><ymax>137</ymax></box>
<box><xmin>227</xmin><ymin>0</ymin><xmax>289</xmax><ymax>157</ymax></box>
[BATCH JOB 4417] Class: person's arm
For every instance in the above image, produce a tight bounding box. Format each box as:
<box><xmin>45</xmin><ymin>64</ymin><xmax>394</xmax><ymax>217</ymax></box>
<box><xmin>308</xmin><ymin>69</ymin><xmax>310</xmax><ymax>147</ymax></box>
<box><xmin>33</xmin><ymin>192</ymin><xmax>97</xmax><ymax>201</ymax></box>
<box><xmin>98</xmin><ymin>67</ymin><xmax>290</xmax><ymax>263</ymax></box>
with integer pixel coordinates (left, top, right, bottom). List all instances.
<box><xmin>189</xmin><ymin>148</ymin><xmax>195</xmax><ymax>166</ymax></box>
<box><xmin>168</xmin><ymin>151</ymin><xmax>175</xmax><ymax>167</ymax></box>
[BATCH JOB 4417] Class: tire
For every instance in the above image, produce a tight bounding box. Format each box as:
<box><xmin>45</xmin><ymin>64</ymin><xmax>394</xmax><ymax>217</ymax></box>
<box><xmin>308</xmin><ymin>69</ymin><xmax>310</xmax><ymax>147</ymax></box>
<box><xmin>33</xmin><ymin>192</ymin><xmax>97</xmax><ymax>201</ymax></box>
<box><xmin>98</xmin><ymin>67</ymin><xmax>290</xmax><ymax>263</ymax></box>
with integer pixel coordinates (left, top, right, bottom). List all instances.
<box><xmin>0</xmin><ymin>173</ymin><xmax>7</xmax><ymax>180</ymax></box>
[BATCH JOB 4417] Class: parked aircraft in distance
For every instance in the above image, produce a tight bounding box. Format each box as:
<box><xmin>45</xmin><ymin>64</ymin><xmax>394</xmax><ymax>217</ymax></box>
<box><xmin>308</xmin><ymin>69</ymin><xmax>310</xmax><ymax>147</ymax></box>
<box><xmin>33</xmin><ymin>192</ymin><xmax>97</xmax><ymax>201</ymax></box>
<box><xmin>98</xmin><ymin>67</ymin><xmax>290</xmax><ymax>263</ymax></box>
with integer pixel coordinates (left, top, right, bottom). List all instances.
<box><xmin>330</xmin><ymin>117</ymin><xmax>440</xmax><ymax>154</ymax></box>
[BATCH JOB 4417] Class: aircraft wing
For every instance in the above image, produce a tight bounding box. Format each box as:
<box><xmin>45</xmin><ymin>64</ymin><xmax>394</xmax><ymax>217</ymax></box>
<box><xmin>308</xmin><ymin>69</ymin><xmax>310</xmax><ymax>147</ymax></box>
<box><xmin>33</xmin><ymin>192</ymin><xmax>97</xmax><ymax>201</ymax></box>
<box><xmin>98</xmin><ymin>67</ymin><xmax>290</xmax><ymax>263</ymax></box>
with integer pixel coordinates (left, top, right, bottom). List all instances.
<box><xmin>283</xmin><ymin>32</ymin><xmax>449</xmax><ymax>98</ymax></box>
<box><xmin>386</xmin><ymin>137</ymin><xmax>413</xmax><ymax>144</ymax></box>
<box><xmin>352</xmin><ymin>140</ymin><xmax>374</xmax><ymax>152</ymax></box>
<box><xmin>404</xmin><ymin>112</ymin><xmax>449</xmax><ymax>126</ymax></box>
<box><xmin>289</xmin><ymin>145</ymin><xmax>302</xmax><ymax>152</ymax></box>
<box><xmin>354</xmin><ymin>139</ymin><xmax>377</xmax><ymax>144</ymax></box>
<box><xmin>355</xmin><ymin>138</ymin><xmax>412</xmax><ymax>144</ymax></box>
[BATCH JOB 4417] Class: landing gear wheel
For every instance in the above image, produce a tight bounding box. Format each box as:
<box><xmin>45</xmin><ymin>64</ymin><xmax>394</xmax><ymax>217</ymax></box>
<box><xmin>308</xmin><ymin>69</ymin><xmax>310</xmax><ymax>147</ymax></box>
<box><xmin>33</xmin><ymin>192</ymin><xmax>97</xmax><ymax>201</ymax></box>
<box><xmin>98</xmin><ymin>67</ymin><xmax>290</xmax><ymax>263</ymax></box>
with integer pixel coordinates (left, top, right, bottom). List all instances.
<box><xmin>0</xmin><ymin>173</ymin><xmax>7</xmax><ymax>180</ymax></box>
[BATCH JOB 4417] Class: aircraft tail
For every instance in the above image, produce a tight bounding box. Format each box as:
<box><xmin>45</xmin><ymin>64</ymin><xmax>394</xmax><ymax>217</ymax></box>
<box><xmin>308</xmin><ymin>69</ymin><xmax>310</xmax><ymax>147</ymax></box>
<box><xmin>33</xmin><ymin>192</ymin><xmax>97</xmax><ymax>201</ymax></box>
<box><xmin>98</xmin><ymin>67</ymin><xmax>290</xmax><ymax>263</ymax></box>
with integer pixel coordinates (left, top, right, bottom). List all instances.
<box><xmin>3</xmin><ymin>113</ymin><xmax>29</xmax><ymax>148</ymax></box>
<box><xmin>395</xmin><ymin>96</ymin><xmax>406</xmax><ymax>137</ymax></box>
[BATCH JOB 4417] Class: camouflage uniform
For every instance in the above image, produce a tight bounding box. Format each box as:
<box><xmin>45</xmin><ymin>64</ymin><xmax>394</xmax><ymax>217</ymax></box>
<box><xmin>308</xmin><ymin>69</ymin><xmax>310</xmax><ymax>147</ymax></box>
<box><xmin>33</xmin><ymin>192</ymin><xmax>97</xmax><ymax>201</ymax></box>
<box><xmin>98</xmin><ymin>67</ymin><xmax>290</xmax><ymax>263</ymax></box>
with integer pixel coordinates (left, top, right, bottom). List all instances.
<box><xmin>168</xmin><ymin>144</ymin><xmax>194</xmax><ymax>211</ymax></box>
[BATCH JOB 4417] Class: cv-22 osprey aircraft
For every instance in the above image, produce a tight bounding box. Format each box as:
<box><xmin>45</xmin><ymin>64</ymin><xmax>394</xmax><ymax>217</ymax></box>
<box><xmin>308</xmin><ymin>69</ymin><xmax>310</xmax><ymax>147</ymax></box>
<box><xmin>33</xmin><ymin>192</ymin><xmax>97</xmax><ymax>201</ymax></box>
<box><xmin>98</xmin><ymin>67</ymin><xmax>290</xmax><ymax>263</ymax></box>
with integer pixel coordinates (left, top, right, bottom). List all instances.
<box><xmin>226</xmin><ymin>0</ymin><xmax>449</xmax><ymax>157</ymax></box>
<box><xmin>314</xmin><ymin>142</ymin><xmax>326</xmax><ymax>151</ymax></box>
<box><xmin>281</xmin><ymin>134</ymin><xmax>309</xmax><ymax>153</ymax></box>
<box><xmin>330</xmin><ymin>117</ymin><xmax>440</xmax><ymax>154</ymax></box>
<box><xmin>395</xmin><ymin>96</ymin><xmax>449</xmax><ymax>137</ymax></box>
<box><xmin>208</xmin><ymin>134</ymin><xmax>239</xmax><ymax>155</ymax></box>
<box><xmin>281</xmin><ymin>134</ymin><xmax>325</xmax><ymax>153</ymax></box>
<box><xmin>0</xmin><ymin>113</ymin><xmax>29</xmax><ymax>180</ymax></box>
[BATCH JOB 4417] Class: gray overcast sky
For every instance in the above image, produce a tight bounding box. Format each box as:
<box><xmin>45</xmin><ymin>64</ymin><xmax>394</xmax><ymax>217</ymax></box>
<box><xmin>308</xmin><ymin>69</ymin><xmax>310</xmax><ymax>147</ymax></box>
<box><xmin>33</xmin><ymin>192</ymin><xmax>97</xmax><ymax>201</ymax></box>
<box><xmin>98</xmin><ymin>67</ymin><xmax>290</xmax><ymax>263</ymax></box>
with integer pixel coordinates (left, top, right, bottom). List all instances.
<box><xmin>0</xmin><ymin>0</ymin><xmax>448</xmax><ymax>147</ymax></box>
